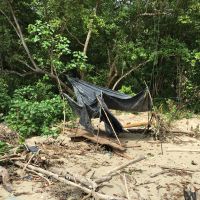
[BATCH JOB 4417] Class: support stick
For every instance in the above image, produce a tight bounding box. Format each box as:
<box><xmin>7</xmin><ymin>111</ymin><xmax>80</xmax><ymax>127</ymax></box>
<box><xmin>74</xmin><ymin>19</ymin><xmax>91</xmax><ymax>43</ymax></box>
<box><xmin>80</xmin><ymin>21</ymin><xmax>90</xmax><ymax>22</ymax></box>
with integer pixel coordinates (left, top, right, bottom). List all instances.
<box><xmin>96</xmin><ymin>96</ymin><xmax>121</xmax><ymax>146</ymax></box>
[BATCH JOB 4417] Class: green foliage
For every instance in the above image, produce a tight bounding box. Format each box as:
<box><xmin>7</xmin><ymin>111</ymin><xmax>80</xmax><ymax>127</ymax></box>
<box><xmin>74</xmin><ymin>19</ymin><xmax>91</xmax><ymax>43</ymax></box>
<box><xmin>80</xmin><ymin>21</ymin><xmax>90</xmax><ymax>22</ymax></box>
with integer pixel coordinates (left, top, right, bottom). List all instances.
<box><xmin>68</xmin><ymin>51</ymin><xmax>92</xmax><ymax>72</ymax></box>
<box><xmin>27</xmin><ymin>19</ymin><xmax>89</xmax><ymax>74</ymax></box>
<box><xmin>119</xmin><ymin>85</ymin><xmax>135</xmax><ymax>96</ymax></box>
<box><xmin>28</xmin><ymin>19</ymin><xmax>71</xmax><ymax>72</ymax></box>
<box><xmin>5</xmin><ymin>79</ymin><xmax>73</xmax><ymax>138</ymax></box>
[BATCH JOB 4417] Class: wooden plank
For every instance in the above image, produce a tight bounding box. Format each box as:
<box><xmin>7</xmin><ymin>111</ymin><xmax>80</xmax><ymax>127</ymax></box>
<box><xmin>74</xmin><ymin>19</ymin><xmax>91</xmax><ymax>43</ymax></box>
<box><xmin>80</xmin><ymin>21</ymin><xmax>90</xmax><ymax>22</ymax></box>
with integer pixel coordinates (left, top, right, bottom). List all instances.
<box><xmin>70</xmin><ymin>130</ymin><xmax>126</xmax><ymax>152</ymax></box>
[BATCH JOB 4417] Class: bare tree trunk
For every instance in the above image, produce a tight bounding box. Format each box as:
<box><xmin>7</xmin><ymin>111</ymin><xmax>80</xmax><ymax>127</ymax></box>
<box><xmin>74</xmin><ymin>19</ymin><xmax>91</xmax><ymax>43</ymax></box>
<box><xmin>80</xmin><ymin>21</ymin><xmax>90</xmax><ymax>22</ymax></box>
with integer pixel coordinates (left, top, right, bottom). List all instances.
<box><xmin>81</xmin><ymin>0</ymin><xmax>99</xmax><ymax>79</ymax></box>
<box><xmin>7</xmin><ymin>0</ymin><xmax>38</xmax><ymax>71</ymax></box>
<box><xmin>83</xmin><ymin>29</ymin><xmax>92</xmax><ymax>55</ymax></box>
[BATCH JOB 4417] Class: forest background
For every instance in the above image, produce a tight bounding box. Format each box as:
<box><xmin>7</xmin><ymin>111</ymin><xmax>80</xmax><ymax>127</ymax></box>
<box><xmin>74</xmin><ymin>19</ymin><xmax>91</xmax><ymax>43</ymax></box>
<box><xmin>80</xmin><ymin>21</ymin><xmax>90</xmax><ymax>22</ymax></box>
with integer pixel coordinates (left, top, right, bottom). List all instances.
<box><xmin>0</xmin><ymin>0</ymin><xmax>199</xmax><ymax>139</ymax></box>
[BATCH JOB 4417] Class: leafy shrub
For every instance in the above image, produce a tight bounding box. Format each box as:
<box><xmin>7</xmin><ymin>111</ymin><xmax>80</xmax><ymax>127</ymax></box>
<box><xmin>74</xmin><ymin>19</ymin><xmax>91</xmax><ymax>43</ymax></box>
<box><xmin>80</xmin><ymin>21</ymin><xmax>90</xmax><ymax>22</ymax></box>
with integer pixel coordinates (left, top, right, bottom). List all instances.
<box><xmin>5</xmin><ymin>80</ymin><xmax>73</xmax><ymax>138</ymax></box>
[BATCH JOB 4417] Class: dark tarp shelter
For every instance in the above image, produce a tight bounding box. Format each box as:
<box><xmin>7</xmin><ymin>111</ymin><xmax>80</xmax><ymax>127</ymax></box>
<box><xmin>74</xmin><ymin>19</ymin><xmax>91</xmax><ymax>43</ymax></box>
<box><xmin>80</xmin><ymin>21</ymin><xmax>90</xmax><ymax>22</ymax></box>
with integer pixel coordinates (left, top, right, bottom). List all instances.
<box><xmin>63</xmin><ymin>77</ymin><xmax>153</xmax><ymax>136</ymax></box>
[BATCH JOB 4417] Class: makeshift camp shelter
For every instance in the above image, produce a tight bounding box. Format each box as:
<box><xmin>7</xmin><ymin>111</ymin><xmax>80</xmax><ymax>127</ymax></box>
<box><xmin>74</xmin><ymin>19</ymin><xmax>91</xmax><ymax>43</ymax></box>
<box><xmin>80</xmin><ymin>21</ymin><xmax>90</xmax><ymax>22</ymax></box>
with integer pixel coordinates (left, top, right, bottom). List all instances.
<box><xmin>63</xmin><ymin>77</ymin><xmax>153</xmax><ymax>137</ymax></box>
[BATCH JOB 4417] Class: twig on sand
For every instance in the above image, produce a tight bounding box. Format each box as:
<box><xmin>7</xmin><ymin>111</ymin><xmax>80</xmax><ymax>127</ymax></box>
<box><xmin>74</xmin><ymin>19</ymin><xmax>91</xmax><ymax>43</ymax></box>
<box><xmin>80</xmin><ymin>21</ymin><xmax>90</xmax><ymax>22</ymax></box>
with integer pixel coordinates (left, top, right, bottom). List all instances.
<box><xmin>135</xmin><ymin>180</ymin><xmax>155</xmax><ymax>186</ymax></box>
<box><xmin>21</xmin><ymin>153</ymin><xmax>35</xmax><ymax>176</ymax></box>
<box><xmin>150</xmin><ymin>169</ymin><xmax>170</xmax><ymax>178</ymax></box>
<box><xmin>166</xmin><ymin>149</ymin><xmax>200</xmax><ymax>153</ymax></box>
<box><xmin>26</xmin><ymin>168</ymin><xmax>51</xmax><ymax>186</ymax></box>
<box><xmin>107</xmin><ymin>155</ymin><xmax>146</xmax><ymax>176</ymax></box>
<box><xmin>160</xmin><ymin>141</ymin><xmax>164</xmax><ymax>155</ymax></box>
<box><xmin>159</xmin><ymin>165</ymin><xmax>200</xmax><ymax>173</ymax></box>
<box><xmin>123</xmin><ymin>174</ymin><xmax>131</xmax><ymax>200</ymax></box>
<box><xmin>22</xmin><ymin>149</ymin><xmax>41</xmax><ymax>176</ymax></box>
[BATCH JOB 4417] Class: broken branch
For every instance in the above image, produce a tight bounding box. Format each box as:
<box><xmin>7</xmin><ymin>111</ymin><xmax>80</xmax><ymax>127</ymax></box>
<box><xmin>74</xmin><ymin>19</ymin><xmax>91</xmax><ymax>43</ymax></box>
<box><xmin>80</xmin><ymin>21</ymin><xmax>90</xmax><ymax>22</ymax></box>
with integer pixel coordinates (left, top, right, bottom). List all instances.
<box><xmin>95</xmin><ymin>155</ymin><xmax>146</xmax><ymax>184</ymax></box>
<box><xmin>107</xmin><ymin>155</ymin><xmax>146</xmax><ymax>176</ymax></box>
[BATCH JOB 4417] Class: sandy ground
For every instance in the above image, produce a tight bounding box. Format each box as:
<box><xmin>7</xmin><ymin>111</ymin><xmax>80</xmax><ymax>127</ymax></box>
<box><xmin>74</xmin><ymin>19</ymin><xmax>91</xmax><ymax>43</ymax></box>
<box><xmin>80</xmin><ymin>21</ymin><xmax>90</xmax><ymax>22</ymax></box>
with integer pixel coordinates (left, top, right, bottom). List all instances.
<box><xmin>0</xmin><ymin>113</ymin><xmax>200</xmax><ymax>200</ymax></box>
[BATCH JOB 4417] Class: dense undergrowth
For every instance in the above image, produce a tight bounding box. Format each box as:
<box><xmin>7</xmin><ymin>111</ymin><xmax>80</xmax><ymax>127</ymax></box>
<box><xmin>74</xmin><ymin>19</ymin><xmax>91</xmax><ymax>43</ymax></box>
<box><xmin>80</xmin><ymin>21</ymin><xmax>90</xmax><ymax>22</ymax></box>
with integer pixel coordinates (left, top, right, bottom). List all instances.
<box><xmin>1</xmin><ymin>77</ymin><xmax>74</xmax><ymax>138</ymax></box>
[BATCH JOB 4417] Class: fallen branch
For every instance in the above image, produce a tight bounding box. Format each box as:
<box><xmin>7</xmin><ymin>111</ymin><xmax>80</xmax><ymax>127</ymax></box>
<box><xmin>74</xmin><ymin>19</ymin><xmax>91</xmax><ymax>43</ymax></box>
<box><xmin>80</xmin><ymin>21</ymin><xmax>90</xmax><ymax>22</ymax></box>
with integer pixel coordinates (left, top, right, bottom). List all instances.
<box><xmin>123</xmin><ymin>174</ymin><xmax>131</xmax><ymax>200</ymax></box>
<box><xmin>166</xmin><ymin>149</ymin><xmax>200</xmax><ymax>153</ymax></box>
<box><xmin>21</xmin><ymin>153</ymin><xmax>36</xmax><ymax>176</ymax></box>
<box><xmin>14</xmin><ymin>161</ymin><xmax>127</xmax><ymax>200</ymax></box>
<box><xmin>135</xmin><ymin>180</ymin><xmax>155</xmax><ymax>187</ymax></box>
<box><xmin>168</xmin><ymin>130</ymin><xmax>196</xmax><ymax>135</ymax></box>
<box><xmin>50</xmin><ymin>168</ymin><xmax>97</xmax><ymax>189</ymax></box>
<box><xmin>107</xmin><ymin>155</ymin><xmax>146</xmax><ymax>176</ymax></box>
<box><xmin>159</xmin><ymin>165</ymin><xmax>200</xmax><ymax>173</ymax></box>
<box><xmin>95</xmin><ymin>155</ymin><xmax>146</xmax><ymax>184</ymax></box>
<box><xmin>125</xmin><ymin>145</ymin><xmax>141</xmax><ymax>148</ymax></box>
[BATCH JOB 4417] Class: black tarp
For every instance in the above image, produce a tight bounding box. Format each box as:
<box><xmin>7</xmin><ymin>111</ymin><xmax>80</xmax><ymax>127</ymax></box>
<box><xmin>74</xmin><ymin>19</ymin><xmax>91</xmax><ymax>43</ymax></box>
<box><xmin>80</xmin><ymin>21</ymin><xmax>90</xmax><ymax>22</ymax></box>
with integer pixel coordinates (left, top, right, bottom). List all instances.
<box><xmin>63</xmin><ymin>77</ymin><xmax>152</xmax><ymax>136</ymax></box>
